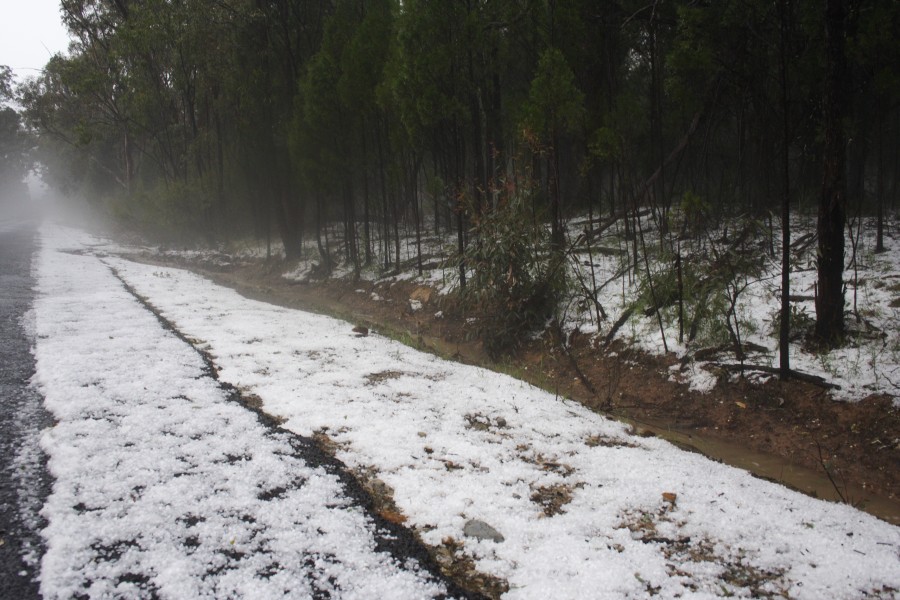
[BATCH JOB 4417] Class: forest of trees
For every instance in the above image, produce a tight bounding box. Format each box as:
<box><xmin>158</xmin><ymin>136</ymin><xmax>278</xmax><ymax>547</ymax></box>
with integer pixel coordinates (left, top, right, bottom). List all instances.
<box><xmin>0</xmin><ymin>66</ymin><xmax>31</xmax><ymax>201</ymax></box>
<box><xmin>10</xmin><ymin>0</ymin><xmax>900</xmax><ymax>352</ymax></box>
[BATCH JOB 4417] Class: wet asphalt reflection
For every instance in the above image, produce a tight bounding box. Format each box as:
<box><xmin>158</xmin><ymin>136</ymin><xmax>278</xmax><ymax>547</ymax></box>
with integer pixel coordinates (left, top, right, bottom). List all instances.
<box><xmin>0</xmin><ymin>220</ymin><xmax>53</xmax><ymax>600</ymax></box>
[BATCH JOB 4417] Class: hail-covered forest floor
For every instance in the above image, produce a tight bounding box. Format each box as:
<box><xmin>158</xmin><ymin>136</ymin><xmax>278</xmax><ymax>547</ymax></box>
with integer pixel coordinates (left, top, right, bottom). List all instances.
<box><xmin>43</xmin><ymin>209</ymin><xmax>899</xmax><ymax>599</ymax></box>
<box><xmin>134</xmin><ymin>211</ymin><xmax>900</xmax><ymax>522</ymax></box>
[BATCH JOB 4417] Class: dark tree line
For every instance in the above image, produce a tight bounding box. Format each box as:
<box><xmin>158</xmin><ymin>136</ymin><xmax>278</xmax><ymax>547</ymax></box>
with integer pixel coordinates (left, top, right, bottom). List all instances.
<box><xmin>0</xmin><ymin>66</ymin><xmax>31</xmax><ymax>201</ymax></box>
<box><xmin>15</xmin><ymin>0</ymin><xmax>900</xmax><ymax>347</ymax></box>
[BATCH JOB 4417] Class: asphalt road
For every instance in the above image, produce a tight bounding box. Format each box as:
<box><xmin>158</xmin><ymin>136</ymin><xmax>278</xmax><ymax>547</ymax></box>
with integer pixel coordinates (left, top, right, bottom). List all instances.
<box><xmin>0</xmin><ymin>220</ymin><xmax>53</xmax><ymax>600</ymax></box>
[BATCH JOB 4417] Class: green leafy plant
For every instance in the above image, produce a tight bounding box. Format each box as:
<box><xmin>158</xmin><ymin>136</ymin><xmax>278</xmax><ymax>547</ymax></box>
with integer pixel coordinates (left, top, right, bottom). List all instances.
<box><xmin>455</xmin><ymin>193</ymin><xmax>567</xmax><ymax>358</ymax></box>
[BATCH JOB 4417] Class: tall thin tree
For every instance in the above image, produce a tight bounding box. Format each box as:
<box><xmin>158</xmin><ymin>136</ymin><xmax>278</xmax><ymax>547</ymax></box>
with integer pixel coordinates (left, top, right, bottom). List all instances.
<box><xmin>815</xmin><ymin>0</ymin><xmax>849</xmax><ymax>345</ymax></box>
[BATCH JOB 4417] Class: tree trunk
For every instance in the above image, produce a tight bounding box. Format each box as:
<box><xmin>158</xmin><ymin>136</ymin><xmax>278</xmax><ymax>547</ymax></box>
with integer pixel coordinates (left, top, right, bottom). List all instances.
<box><xmin>779</xmin><ymin>0</ymin><xmax>791</xmax><ymax>378</ymax></box>
<box><xmin>876</xmin><ymin>126</ymin><xmax>886</xmax><ymax>253</ymax></box>
<box><xmin>376</xmin><ymin>120</ymin><xmax>391</xmax><ymax>271</ymax></box>
<box><xmin>650</xmin><ymin>14</ymin><xmax>667</xmax><ymax>236</ymax></box>
<box><xmin>361</xmin><ymin>124</ymin><xmax>372</xmax><ymax>265</ymax></box>
<box><xmin>453</xmin><ymin>119</ymin><xmax>466</xmax><ymax>288</ymax></box>
<box><xmin>549</xmin><ymin>132</ymin><xmax>564</xmax><ymax>253</ymax></box>
<box><xmin>276</xmin><ymin>188</ymin><xmax>302</xmax><ymax>259</ymax></box>
<box><xmin>815</xmin><ymin>0</ymin><xmax>848</xmax><ymax>345</ymax></box>
<box><xmin>411</xmin><ymin>154</ymin><xmax>423</xmax><ymax>275</ymax></box>
<box><xmin>432</xmin><ymin>149</ymin><xmax>441</xmax><ymax>235</ymax></box>
<box><xmin>315</xmin><ymin>194</ymin><xmax>331</xmax><ymax>271</ymax></box>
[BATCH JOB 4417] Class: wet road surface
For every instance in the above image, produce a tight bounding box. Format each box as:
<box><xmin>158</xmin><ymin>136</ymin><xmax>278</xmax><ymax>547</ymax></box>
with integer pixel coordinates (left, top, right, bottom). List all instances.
<box><xmin>0</xmin><ymin>220</ymin><xmax>53</xmax><ymax>600</ymax></box>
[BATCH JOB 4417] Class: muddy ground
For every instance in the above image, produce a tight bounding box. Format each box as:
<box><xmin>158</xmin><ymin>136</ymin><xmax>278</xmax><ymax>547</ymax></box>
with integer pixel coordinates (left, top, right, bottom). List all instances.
<box><xmin>141</xmin><ymin>251</ymin><xmax>899</xmax><ymax>526</ymax></box>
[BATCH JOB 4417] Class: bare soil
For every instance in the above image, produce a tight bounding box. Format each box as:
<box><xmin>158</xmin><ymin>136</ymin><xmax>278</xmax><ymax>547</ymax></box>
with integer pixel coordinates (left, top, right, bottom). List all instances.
<box><xmin>144</xmin><ymin>252</ymin><xmax>900</xmax><ymax>526</ymax></box>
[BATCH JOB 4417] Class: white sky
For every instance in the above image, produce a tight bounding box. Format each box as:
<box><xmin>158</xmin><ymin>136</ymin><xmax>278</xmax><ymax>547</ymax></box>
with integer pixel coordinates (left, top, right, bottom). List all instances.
<box><xmin>0</xmin><ymin>0</ymin><xmax>70</xmax><ymax>82</ymax></box>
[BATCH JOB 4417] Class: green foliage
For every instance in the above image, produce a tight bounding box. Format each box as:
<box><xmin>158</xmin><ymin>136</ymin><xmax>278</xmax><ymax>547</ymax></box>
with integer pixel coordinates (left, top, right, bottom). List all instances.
<box><xmin>521</xmin><ymin>47</ymin><xmax>585</xmax><ymax>143</ymax></box>
<box><xmin>680</xmin><ymin>190</ymin><xmax>707</xmax><ymax>217</ymax></box>
<box><xmin>0</xmin><ymin>67</ymin><xmax>32</xmax><ymax>197</ymax></box>
<box><xmin>16</xmin><ymin>0</ymin><xmax>900</xmax><ymax>290</ymax></box>
<box><xmin>104</xmin><ymin>179</ymin><xmax>213</xmax><ymax>242</ymax></box>
<box><xmin>389</xmin><ymin>0</ymin><xmax>470</xmax><ymax>141</ymax></box>
<box><xmin>338</xmin><ymin>0</ymin><xmax>393</xmax><ymax>117</ymax></box>
<box><xmin>770</xmin><ymin>304</ymin><xmax>815</xmax><ymax>342</ymax></box>
<box><xmin>680</xmin><ymin>190</ymin><xmax>709</xmax><ymax>232</ymax></box>
<box><xmin>588</xmin><ymin>126</ymin><xmax>621</xmax><ymax>163</ymax></box>
<box><xmin>0</xmin><ymin>65</ymin><xmax>13</xmax><ymax>102</ymax></box>
<box><xmin>457</xmin><ymin>193</ymin><xmax>566</xmax><ymax>358</ymax></box>
<box><xmin>625</xmin><ymin>220</ymin><xmax>770</xmax><ymax>352</ymax></box>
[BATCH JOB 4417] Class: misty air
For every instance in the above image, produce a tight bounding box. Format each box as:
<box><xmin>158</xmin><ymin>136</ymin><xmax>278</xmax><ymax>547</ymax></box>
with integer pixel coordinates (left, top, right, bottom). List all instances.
<box><xmin>1</xmin><ymin>2</ymin><xmax>898</xmax><ymax>599</ymax></box>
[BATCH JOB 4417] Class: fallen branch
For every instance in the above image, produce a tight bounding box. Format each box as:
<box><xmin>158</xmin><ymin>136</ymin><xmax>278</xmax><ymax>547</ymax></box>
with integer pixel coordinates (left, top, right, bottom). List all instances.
<box><xmin>686</xmin><ymin>342</ymin><xmax>771</xmax><ymax>365</ymax></box>
<box><xmin>791</xmin><ymin>232</ymin><xmax>817</xmax><ymax>254</ymax></box>
<box><xmin>584</xmin><ymin>209</ymin><xmax>652</xmax><ymax>241</ymax></box>
<box><xmin>645</xmin><ymin>224</ymin><xmax>761</xmax><ymax>320</ymax></box>
<box><xmin>603</xmin><ymin>307</ymin><xmax>635</xmax><ymax>347</ymax></box>
<box><xmin>569</xmin><ymin>257</ymin><xmax>608</xmax><ymax>322</ymax></box>
<box><xmin>595</xmin><ymin>262</ymin><xmax>633</xmax><ymax>294</ymax></box>
<box><xmin>816</xmin><ymin>440</ymin><xmax>849</xmax><ymax>505</ymax></box>
<box><xmin>627</xmin><ymin>76</ymin><xmax>722</xmax><ymax>215</ymax></box>
<box><xmin>396</xmin><ymin>253</ymin><xmax>444</xmax><ymax>271</ymax></box>
<box><xmin>718</xmin><ymin>363</ymin><xmax>841</xmax><ymax>390</ymax></box>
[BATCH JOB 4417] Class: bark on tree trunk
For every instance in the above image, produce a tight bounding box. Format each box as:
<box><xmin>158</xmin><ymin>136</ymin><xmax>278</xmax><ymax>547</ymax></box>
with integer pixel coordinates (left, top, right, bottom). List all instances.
<box><xmin>815</xmin><ymin>0</ymin><xmax>848</xmax><ymax>345</ymax></box>
<box><xmin>779</xmin><ymin>0</ymin><xmax>791</xmax><ymax>377</ymax></box>
<box><xmin>876</xmin><ymin>126</ymin><xmax>886</xmax><ymax>253</ymax></box>
<box><xmin>549</xmin><ymin>132</ymin><xmax>564</xmax><ymax>253</ymax></box>
<box><xmin>377</xmin><ymin>123</ymin><xmax>391</xmax><ymax>271</ymax></box>
<box><xmin>361</xmin><ymin>125</ymin><xmax>372</xmax><ymax>266</ymax></box>
<box><xmin>276</xmin><ymin>189</ymin><xmax>302</xmax><ymax>260</ymax></box>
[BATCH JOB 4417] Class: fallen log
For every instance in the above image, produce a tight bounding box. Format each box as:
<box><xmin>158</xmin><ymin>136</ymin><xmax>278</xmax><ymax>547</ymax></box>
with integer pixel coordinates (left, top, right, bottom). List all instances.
<box><xmin>791</xmin><ymin>232</ymin><xmax>817</xmax><ymax>255</ymax></box>
<box><xmin>603</xmin><ymin>306</ymin><xmax>635</xmax><ymax>347</ymax></box>
<box><xmin>584</xmin><ymin>209</ymin><xmax>652</xmax><ymax>241</ymax></box>
<box><xmin>687</xmin><ymin>342</ymin><xmax>771</xmax><ymax>364</ymax></box>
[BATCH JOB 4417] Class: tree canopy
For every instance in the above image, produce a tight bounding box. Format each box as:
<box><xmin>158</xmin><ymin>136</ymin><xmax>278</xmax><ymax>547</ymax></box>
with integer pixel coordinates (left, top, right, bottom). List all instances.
<box><xmin>15</xmin><ymin>0</ymin><xmax>900</xmax><ymax>341</ymax></box>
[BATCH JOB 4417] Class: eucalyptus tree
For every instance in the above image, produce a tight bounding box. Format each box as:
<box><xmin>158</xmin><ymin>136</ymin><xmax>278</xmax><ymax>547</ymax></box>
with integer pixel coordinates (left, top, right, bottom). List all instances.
<box><xmin>223</xmin><ymin>0</ymin><xmax>331</xmax><ymax>257</ymax></box>
<box><xmin>19</xmin><ymin>0</ymin><xmax>897</xmax><ymax>305</ymax></box>
<box><xmin>46</xmin><ymin>0</ymin><xmax>137</xmax><ymax>192</ymax></box>
<box><xmin>0</xmin><ymin>66</ymin><xmax>31</xmax><ymax>201</ymax></box>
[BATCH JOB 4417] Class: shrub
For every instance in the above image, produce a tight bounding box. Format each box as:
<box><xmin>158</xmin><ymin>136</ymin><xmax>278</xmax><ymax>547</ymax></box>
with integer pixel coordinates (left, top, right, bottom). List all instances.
<box><xmin>457</xmin><ymin>194</ymin><xmax>567</xmax><ymax>358</ymax></box>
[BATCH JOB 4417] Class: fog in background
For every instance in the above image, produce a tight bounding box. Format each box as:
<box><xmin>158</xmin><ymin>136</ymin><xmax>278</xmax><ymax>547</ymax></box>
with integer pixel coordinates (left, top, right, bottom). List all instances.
<box><xmin>0</xmin><ymin>0</ymin><xmax>70</xmax><ymax>84</ymax></box>
<box><xmin>0</xmin><ymin>2</ymin><xmax>94</xmax><ymax>229</ymax></box>
<box><xmin>0</xmin><ymin>168</ymin><xmax>107</xmax><ymax>234</ymax></box>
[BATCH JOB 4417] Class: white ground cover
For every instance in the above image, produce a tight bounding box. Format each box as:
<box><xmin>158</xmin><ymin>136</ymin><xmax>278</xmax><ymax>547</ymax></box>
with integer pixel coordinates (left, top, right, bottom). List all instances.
<box><xmin>49</xmin><ymin>224</ymin><xmax>899</xmax><ymax>599</ymax></box>
<box><xmin>11</xmin><ymin>307</ymin><xmax>49</xmax><ymax>570</ymax></box>
<box><xmin>30</xmin><ymin>226</ymin><xmax>448</xmax><ymax>599</ymax></box>
<box><xmin>566</xmin><ymin>215</ymin><xmax>900</xmax><ymax>401</ymax></box>
<box><xmin>188</xmin><ymin>213</ymin><xmax>900</xmax><ymax>402</ymax></box>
